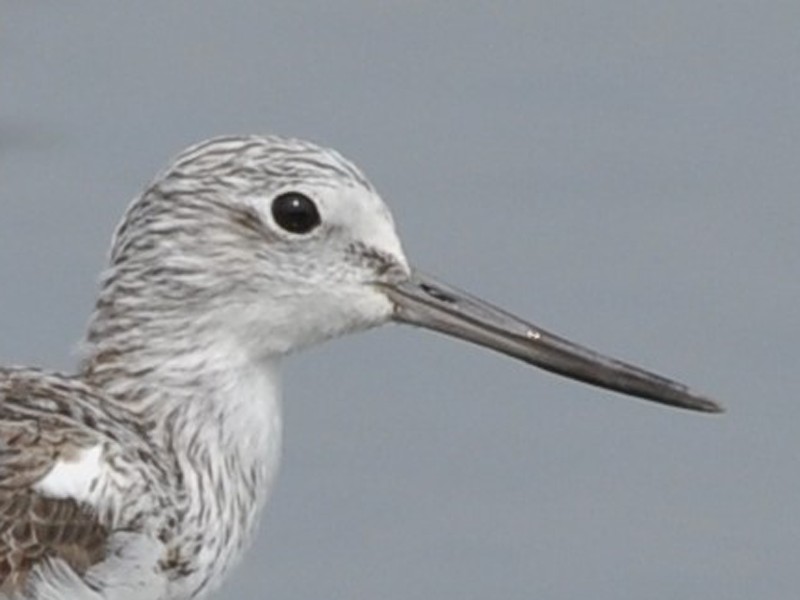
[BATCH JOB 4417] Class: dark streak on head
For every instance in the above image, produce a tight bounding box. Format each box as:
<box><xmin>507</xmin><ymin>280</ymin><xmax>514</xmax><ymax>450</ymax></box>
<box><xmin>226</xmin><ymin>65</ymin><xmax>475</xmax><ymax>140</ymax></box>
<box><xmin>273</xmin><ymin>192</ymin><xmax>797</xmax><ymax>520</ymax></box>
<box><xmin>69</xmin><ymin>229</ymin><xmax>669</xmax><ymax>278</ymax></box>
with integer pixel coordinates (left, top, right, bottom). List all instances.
<box><xmin>345</xmin><ymin>242</ymin><xmax>406</xmax><ymax>279</ymax></box>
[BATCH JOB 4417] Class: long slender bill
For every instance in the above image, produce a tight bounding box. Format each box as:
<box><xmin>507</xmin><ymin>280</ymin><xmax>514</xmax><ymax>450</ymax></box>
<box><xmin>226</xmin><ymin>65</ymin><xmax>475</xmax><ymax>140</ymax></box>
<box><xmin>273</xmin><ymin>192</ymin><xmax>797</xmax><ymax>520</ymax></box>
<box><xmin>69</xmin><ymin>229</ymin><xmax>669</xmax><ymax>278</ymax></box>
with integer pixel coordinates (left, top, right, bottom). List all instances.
<box><xmin>380</xmin><ymin>270</ymin><xmax>722</xmax><ymax>414</ymax></box>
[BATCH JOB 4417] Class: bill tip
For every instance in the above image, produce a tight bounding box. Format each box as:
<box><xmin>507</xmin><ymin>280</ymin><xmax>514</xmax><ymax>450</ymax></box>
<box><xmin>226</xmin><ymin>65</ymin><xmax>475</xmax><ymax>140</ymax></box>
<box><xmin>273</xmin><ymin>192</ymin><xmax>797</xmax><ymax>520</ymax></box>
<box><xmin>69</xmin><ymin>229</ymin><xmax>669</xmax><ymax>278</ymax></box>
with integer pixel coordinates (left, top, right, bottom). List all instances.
<box><xmin>691</xmin><ymin>394</ymin><xmax>725</xmax><ymax>414</ymax></box>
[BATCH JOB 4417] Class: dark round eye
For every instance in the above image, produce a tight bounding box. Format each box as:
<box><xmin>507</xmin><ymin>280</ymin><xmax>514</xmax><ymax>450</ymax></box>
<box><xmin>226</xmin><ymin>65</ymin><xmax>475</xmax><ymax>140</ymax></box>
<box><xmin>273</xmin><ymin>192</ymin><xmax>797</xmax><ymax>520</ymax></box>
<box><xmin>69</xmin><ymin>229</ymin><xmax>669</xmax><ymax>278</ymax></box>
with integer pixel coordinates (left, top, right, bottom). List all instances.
<box><xmin>271</xmin><ymin>192</ymin><xmax>321</xmax><ymax>234</ymax></box>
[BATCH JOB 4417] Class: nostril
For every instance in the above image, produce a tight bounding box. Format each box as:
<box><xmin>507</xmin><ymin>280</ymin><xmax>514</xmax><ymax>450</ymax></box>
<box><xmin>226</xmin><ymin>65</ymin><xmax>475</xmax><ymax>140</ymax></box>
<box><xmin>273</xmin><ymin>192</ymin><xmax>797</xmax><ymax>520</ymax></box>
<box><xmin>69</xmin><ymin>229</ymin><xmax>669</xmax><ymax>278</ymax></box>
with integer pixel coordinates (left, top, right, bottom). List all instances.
<box><xmin>420</xmin><ymin>283</ymin><xmax>456</xmax><ymax>304</ymax></box>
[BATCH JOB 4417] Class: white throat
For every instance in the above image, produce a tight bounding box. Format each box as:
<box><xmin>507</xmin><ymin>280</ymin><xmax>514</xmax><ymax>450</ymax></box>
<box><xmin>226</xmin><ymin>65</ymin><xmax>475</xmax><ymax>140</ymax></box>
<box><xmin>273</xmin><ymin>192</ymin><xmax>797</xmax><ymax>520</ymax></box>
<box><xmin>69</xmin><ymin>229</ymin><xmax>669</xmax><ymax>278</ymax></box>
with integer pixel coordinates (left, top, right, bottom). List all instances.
<box><xmin>164</xmin><ymin>348</ymin><xmax>283</xmax><ymax>599</ymax></box>
<box><xmin>107</xmin><ymin>335</ymin><xmax>285</xmax><ymax>599</ymax></box>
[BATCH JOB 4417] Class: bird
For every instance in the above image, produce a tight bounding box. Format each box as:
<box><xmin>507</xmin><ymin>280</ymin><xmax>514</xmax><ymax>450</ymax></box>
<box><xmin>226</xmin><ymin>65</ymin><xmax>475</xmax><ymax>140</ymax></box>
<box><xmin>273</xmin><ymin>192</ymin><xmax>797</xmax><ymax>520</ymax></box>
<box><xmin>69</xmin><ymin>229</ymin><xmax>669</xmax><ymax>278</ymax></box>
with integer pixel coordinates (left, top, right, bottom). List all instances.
<box><xmin>0</xmin><ymin>135</ymin><xmax>722</xmax><ymax>599</ymax></box>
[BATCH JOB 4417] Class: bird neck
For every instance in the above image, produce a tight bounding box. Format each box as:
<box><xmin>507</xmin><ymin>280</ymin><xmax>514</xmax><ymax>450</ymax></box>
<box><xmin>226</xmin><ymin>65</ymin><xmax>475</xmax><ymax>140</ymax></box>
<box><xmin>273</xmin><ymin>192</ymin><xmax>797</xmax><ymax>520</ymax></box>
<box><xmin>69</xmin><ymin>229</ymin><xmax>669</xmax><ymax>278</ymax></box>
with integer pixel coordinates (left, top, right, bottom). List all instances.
<box><xmin>82</xmin><ymin>320</ymin><xmax>284</xmax><ymax>596</ymax></box>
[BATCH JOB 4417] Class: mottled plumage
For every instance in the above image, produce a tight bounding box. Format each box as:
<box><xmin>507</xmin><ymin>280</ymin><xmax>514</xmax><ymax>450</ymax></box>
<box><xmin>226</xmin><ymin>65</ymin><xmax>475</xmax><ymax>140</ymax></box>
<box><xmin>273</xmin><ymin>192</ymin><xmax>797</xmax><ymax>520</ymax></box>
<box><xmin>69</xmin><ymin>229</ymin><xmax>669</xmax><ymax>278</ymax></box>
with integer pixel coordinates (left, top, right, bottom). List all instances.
<box><xmin>0</xmin><ymin>369</ymin><xmax>172</xmax><ymax>598</ymax></box>
<box><xmin>0</xmin><ymin>134</ymin><xmax>720</xmax><ymax>599</ymax></box>
<box><xmin>0</xmin><ymin>135</ymin><xmax>402</xmax><ymax>599</ymax></box>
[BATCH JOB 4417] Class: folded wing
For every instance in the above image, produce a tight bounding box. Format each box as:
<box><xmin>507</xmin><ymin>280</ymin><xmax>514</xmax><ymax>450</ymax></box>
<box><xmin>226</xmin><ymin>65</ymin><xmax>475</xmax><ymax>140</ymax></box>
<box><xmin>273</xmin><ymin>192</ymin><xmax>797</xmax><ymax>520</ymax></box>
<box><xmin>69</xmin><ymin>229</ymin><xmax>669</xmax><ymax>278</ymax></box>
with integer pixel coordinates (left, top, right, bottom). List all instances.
<box><xmin>0</xmin><ymin>369</ymin><xmax>129</xmax><ymax>595</ymax></box>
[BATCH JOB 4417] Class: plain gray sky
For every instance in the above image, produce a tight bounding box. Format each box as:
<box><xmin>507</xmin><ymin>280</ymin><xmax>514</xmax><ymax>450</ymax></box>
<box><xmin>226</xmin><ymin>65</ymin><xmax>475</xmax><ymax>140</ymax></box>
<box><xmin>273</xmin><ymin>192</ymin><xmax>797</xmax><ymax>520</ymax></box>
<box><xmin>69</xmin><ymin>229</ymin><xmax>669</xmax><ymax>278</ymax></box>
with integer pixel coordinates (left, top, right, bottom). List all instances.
<box><xmin>1</xmin><ymin>2</ymin><xmax>798</xmax><ymax>599</ymax></box>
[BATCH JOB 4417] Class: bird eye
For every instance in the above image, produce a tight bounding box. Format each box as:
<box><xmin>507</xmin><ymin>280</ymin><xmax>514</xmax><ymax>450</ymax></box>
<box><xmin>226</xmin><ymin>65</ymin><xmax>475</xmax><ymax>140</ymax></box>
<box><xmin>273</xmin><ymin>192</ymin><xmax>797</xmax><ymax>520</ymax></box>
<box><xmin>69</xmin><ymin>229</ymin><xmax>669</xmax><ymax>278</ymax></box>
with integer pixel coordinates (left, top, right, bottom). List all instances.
<box><xmin>271</xmin><ymin>192</ymin><xmax>321</xmax><ymax>234</ymax></box>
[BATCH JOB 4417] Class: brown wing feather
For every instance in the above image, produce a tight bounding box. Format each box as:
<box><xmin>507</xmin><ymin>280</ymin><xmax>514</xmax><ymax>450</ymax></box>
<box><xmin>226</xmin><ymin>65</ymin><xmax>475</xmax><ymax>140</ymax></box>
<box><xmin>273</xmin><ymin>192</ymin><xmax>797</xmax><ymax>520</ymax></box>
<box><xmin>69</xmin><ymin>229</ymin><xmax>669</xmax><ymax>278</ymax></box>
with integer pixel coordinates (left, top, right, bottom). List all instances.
<box><xmin>0</xmin><ymin>369</ymin><xmax>113</xmax><ymax>594</ymax></box>
<box><xmin>0</xmin><ymin>492</ymin><xmax>108</xmax><ymax>593</ymax></box>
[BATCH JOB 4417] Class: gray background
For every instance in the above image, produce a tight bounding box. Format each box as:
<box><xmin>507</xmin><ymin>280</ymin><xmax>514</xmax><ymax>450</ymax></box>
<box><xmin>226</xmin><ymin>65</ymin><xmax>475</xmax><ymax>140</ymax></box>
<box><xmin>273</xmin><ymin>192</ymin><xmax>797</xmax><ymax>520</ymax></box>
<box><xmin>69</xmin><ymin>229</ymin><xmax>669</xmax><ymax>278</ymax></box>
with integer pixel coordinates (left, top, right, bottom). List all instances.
<box><xmin>1</xmin><ymin>2</ymin><xmax>798</xmax><ymax>599</ymax></box>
